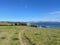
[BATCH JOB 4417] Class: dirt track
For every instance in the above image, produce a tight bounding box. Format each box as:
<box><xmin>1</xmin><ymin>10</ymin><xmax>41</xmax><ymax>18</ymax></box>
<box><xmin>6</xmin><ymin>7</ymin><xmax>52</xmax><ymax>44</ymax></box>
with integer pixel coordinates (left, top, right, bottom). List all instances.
<box><xmin>19</xmin><ymin>30</ymin><xmax>27</xmax><ymax>45</ymax></box>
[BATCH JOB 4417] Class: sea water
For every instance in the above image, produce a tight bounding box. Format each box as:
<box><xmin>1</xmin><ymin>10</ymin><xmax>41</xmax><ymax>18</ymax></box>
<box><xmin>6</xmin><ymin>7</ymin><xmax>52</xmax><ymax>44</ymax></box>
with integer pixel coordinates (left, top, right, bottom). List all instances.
<box><xmin>36</xmin><ymin>22</ymin><xmax>60</xmax><ymax>28</ymax></box>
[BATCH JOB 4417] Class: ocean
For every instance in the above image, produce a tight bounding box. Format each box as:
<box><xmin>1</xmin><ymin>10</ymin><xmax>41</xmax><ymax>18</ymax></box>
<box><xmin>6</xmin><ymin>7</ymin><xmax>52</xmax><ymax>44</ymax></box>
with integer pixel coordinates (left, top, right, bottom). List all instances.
<box><xmin>35</xmin><ymin>22</ymin><xmax>60</xmax><ymax>28</ymax></box>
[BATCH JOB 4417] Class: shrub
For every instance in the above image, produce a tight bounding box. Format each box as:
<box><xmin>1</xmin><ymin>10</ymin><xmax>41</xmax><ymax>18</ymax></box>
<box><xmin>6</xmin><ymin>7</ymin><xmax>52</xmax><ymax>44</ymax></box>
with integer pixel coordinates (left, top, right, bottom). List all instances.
<box><xmin>32</xmin><ymin>43</ymin><xmax>35</xmax><ymax>45</ymax></box>
<box><xmin>12</xmin><ymin>38</ymin><xmax>19</xmax><ymax>40</ymax></box>
<box><xmin>30</xmin><ymin>25</ymin><xmax>37</xmax><ymax>27</ymax></box>
<box><xmin>0</xmin><ymin>37</ymin><xmax>6</xmax><ymax>39</ymax></box>
<box><xmin>34</xmin><ymin>33</ymin><xmax>39</xmax><ymax>35</ymax></box>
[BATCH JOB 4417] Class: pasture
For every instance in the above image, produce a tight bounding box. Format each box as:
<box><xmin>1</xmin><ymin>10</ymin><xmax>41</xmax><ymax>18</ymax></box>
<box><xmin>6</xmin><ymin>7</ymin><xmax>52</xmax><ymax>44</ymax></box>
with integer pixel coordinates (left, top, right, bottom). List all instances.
<box><xmin>0</xmin><ymin>26</ymin><xmax>22</xmax><ymax>45</ymax></box>
<box><xmin>0</xmin><ymin>26</ymin><xmax>60</xmax><ymax>45</ymax></box>
<box><xmin>24</xmin><ymin>28</ymin><xmax>60</xmax><ymax>45</ymax></box>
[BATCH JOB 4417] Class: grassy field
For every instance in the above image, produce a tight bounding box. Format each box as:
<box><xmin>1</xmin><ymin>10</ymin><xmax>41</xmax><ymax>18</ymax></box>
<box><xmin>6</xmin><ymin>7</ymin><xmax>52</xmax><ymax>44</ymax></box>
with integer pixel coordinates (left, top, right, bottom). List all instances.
<box><xmin>0</xmin><ymin>26</ymin><xmax>60</xmax><ymax>45</ymax></box>
<box><xmin>0</xmin><ymin>26</ymin><xmax>28</xmax><ymax>45</ymax></box>
<box><xmin>0</xmin><ymin>26</ymin><xmax>21</xmax><ymax>45</ymax></box>
<box><xmin>0</xmin><ymin>22</ymin><xmax>11</xmax><ymax>26</ymax></box>
<box><xmin>24</xmin><ymin>28</ymin><xmax>60</xmax><ymax>45</ymax></box>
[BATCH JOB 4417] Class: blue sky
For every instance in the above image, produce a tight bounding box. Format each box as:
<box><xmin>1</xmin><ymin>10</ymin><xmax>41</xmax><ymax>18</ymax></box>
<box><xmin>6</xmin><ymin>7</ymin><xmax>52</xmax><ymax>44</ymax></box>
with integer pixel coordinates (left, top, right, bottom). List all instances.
<box><xmin>0</xmin><ymin>0</ymin><xmax>60</xmax><ymax>22</ymax></box>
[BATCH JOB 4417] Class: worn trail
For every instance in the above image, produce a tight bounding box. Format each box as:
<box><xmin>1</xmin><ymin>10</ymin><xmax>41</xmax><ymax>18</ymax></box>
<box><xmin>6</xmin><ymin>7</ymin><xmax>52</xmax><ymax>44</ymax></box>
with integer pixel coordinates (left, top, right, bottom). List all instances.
<box><xmin>19</xmin><ymin>30</ymin><xmax>27</xmax><ymax>45</ymax></box>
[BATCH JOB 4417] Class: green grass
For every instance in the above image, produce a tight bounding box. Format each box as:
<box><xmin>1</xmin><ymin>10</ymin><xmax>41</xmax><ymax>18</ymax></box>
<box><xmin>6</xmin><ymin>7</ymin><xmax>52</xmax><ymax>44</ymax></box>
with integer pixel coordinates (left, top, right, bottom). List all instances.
<box><xmin>24</xmin><ymin>28</ymin><xmax>60</xmax><ymax>45</ymax></box>
<box><xmin>0</xmin><ymin>26</ymin><xmax>20</xmax><ymax>45</ymax></box>
<box><xmin>0</xmin><ymin>26</ymin><xmax>27</xmax><ymax>45</ymax></box>
<box><xmin>0</xmin><ymin>26</ymin><xmax>60</xmax><ymax>45</ymax></box>
<box><xmin>0</xmin><ymin>22</ymin><xmax>11</xmax><ymax>26</ymax></box>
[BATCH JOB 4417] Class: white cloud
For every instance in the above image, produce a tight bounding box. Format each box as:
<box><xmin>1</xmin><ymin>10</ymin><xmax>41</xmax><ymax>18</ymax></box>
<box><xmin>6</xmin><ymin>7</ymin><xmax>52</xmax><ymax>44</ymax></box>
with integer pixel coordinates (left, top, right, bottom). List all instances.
<box><xmin>39</xmin><ymin>16</ymin><xmax>60</xmax><ymax>22</ymax></box>
<box><xmin>49</xmin><ymin>11</ymin><xmax>60</xmax><ymax>15</ymax></box>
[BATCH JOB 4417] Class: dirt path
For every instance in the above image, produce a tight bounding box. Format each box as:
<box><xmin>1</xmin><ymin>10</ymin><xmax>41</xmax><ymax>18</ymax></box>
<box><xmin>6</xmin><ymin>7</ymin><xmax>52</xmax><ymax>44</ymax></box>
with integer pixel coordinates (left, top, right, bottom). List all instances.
<box><xmin>19</xmin><ymin>30</ymin><xmax>27</xmax><ymax>45</ymax></box>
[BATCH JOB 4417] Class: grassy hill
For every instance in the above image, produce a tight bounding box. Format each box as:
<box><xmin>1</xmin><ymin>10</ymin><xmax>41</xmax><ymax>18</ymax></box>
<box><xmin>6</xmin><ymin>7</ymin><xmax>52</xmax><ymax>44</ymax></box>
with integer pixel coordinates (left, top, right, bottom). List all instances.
<box><xmin>0</xmin><ymin>26</ymin><xmax>60</xmax><ymax>45</ymax></box>
<box><xmin>0</xmin><ymin>22</ymin><xmax>11</xmax><ymax>26</ymax></box>
<box><xmin>0</xmin><ymin>22</ymin><xmax>27</xmax><ymax>26</ymax></box>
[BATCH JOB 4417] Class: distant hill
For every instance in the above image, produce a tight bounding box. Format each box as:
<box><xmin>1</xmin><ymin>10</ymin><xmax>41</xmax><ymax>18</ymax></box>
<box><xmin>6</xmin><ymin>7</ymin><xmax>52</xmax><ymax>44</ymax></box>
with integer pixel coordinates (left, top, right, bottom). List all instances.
<box><xmin>0</xmin><ymin>21</ymin><xmax>27</xmax><ymax>26</ymax></box>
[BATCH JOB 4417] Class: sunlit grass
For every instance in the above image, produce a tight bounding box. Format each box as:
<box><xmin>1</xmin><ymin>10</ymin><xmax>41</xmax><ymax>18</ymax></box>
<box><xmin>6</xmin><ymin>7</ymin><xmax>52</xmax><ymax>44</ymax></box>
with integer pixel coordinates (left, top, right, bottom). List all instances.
<box><xmin>0</xmin><ymin>26</ymin><xmax>21</xmax><ymax>45</ymax></box>
<box><xmin>0</xmin><ymin>26</ymin><xmax>60</xmax><ymax>45</ymax></box>
<box><xmin>24</xmin><ymin>28</ymin><xmax>60</xmax><ymax>45</ymax></box>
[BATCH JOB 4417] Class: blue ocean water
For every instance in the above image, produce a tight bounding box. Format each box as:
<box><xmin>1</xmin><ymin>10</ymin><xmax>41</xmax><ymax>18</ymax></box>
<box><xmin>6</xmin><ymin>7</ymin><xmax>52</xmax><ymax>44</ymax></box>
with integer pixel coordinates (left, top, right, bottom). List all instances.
<box><xmin>36</xmin><ymin>22</ymin><xmax>60</xmax><ymax>28</ymax></box>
